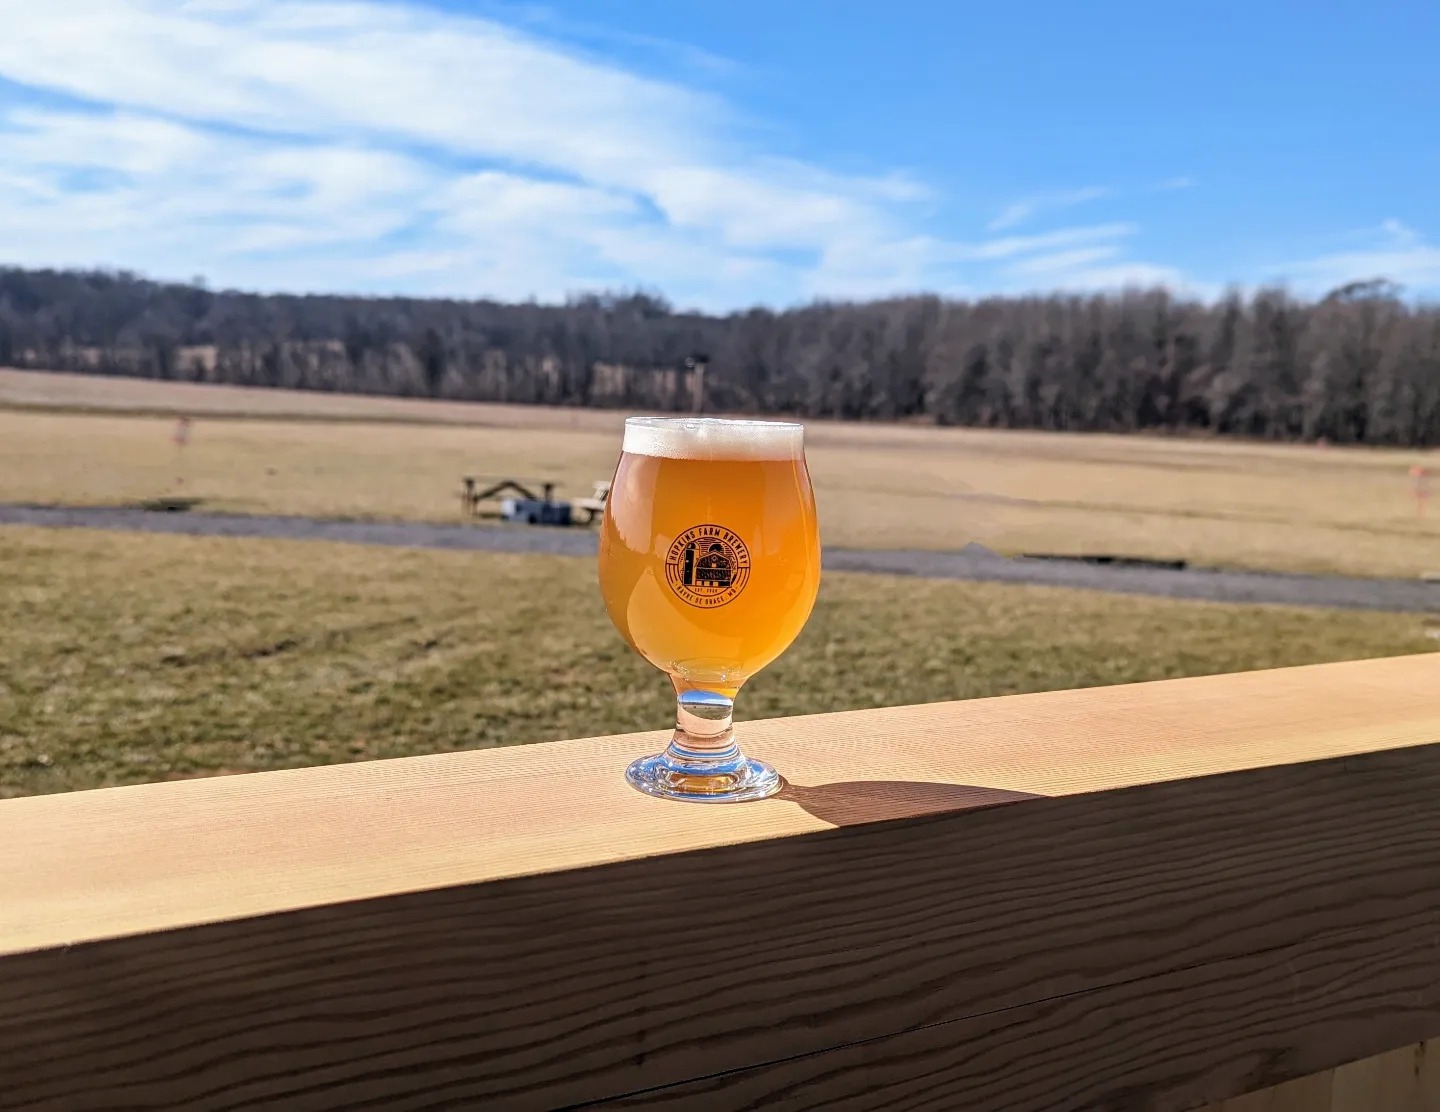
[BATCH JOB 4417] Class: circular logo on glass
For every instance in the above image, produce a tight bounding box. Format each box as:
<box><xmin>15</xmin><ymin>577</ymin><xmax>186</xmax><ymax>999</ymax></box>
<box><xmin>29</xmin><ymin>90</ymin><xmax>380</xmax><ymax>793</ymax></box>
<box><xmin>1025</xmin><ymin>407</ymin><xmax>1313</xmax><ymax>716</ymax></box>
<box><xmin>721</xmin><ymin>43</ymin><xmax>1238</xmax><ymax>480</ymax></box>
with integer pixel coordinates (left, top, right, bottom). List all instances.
<box><xmin>665</xmin><ymin>525</ymin><xmax>751</xmax><ymax>608</ymax></box>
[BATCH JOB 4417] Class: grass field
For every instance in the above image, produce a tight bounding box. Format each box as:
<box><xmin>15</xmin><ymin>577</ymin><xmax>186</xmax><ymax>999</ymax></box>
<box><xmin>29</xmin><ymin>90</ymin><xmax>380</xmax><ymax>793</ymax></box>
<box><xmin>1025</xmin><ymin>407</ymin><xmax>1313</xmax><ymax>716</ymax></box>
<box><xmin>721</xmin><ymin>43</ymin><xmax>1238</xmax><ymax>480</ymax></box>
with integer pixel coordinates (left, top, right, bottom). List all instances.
<box><xmin>2</xmin><ymin>525</ymin><xmax>1433</xmax><ymax>798</ymax></box>
<box><xmin>4</xmin><ymin>369</ymin><xmax>1438</xmax><ymax>578</ymax></box>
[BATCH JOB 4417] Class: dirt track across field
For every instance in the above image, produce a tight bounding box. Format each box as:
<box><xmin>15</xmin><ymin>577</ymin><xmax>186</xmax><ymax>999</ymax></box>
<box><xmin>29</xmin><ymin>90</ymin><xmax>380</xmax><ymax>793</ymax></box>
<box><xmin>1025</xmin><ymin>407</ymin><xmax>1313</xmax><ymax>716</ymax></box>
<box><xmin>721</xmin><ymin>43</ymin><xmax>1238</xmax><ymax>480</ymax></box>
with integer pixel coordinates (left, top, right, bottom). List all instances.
<box><xmin>4</xmin><ymin>502</ymin><xmax>1437</xmax><ymax>614</ymax></box>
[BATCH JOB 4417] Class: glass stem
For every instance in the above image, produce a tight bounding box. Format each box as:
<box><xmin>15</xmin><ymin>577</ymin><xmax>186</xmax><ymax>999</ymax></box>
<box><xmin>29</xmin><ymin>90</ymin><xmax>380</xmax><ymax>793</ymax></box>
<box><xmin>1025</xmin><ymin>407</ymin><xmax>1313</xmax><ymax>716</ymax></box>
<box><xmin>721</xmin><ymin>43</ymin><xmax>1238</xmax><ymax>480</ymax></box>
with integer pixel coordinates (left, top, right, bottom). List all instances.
<box><xmin>668</xmin><ymin>687</ymin><xmax>740</xmax><ymax>763</ymax></box>
<box><xmin>624</xmin><ymin>679</ymin><xmax>779</xmax><ymax>802</ymax></box>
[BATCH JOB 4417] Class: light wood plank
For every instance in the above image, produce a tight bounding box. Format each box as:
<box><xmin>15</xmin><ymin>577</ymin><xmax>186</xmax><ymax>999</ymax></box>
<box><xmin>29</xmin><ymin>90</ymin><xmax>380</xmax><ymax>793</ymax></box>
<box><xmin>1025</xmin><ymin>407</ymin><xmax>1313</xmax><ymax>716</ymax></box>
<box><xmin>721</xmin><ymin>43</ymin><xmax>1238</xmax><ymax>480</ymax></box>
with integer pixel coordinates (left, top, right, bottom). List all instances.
<box><xmin>1209</xmin><ymin>1068</ymin><xmax>1335</xmax><ymax>1111</ymax></box>
<box><xmin>0</xmin><ymin>655</ymin><xmax>1437</xmax><ymax>1108</ymax></box>
<box><xmin>1214</xmin><ymin>1040</ymin><xmax>1440</xmax><ymax>1112</ymax></box>
<box><xmin>1332</xmin><ymin>1042</ymin><xmax>1440</xmax><ymax>1112</ymax></box>
<box><xmin>1324</xmin><ymin>1039</ymin><xmax>1438</xmax><ymax>1111</ymax></box>
<box><xmin>1</xmin><ymin>652</ymin><xmax>1437</xmax><ymax>953</ymax></box>
<box><xmin>1421</xmin><ymin>1039</ymin><xmax>1440</xmax><ymax>1107</ymax></box>
<box><xmin>1258</xmin><ymin>1072</ymin><xmax>1336</xmax><ymax>1112</ymax></box>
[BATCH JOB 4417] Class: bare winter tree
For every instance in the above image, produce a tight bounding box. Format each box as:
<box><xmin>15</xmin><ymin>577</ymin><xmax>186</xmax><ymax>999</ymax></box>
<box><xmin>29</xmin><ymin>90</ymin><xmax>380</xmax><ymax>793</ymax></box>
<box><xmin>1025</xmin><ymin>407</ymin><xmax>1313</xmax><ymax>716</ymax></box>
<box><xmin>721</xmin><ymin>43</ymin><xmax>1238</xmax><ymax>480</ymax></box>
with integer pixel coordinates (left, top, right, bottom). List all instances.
<box><xmin>2</xmin><ymin>266</ymin><xmax>1438</xmax><ymax>446</ymax></box>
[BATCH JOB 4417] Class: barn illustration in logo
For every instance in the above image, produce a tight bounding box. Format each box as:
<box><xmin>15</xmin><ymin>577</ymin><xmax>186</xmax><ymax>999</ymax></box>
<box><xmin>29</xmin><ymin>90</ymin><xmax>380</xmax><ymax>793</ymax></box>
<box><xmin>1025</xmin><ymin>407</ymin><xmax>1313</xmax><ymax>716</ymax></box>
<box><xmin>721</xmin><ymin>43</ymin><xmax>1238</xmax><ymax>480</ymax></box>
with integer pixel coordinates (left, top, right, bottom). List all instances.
<box><xmin>666</xmin><ymin>525</ymin><xmax>751</xmax><ymax>607</ymax></box>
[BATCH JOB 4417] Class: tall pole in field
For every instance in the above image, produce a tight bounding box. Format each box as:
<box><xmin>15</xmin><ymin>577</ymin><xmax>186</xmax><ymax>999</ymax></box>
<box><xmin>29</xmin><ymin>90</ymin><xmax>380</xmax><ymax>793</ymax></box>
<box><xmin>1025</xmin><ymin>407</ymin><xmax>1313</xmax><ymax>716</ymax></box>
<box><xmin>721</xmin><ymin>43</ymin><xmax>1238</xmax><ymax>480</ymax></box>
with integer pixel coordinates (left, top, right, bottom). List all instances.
<box><xmin>1413</xmin><ymin>465</ymin><xmax>1431</xmax><ymax>519</ymax></box>
<box><xmin>685</xmin><ymin>354</ymin><xmax>709</xmax><ymax>414</ymax></box>
<box><xmin>172</xmin><ymin>415</ymin><xmax>193</xmax><ymax>488</ymax></box>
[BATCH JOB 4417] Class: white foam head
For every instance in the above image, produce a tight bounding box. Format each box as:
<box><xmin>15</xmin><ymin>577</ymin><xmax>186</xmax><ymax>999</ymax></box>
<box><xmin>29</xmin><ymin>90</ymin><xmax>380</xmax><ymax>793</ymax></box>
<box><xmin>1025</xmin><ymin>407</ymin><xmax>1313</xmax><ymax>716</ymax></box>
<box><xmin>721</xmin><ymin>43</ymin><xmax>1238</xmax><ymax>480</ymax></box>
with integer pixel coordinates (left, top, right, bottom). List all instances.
<box><xmin>622</xmin><ymin>417</ymin><xmax>804</xmax><ymax>461</ymax></box>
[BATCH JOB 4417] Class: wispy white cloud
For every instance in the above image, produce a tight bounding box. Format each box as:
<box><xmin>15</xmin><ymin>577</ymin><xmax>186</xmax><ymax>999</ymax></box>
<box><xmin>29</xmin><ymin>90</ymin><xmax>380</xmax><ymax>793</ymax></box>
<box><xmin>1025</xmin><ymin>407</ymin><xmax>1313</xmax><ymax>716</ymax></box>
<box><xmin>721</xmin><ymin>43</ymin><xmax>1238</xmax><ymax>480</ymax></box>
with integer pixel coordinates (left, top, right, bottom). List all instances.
<box><xmin>1266</xmin><ymin>218</ymin><xmax>1440</xmax><ymax>296</ymax></box>
<box><xmin>475</xmin><ymin>1</ymin><xmax>744</xmax><ymax>79</ymax></box>
<box><xmin>1379</xmin><ymin>218</ymin><xmax>1420</xmax><ymax>246</ymax></box>
<box><xmin>985</xmin><ymin>186</ymin><xmax>1110</xmax><ymax>232</ymax></box>
<box><xmin>997</xmin><ymin>241</ymin><xmax>1204</xmax><ymax>297</ymax></box>
<box><xmin>0</xmin><ymin>0</ymin><xmax>1193</xmax><ymax>308</ymax></box>
<box><xmin>987</xmin><ymin>177</ymin><xmax>1195</xmax><ymax>234</ymax></box>
<box><xmin>1004</xmin><ymin>246</ymin><xmax>1120</xmax><ymax>277</ymax></box>
<box><xmin>960</xmin><ymin>223</ymin><xmax>1137</xmax><ymax>262</ymax></box>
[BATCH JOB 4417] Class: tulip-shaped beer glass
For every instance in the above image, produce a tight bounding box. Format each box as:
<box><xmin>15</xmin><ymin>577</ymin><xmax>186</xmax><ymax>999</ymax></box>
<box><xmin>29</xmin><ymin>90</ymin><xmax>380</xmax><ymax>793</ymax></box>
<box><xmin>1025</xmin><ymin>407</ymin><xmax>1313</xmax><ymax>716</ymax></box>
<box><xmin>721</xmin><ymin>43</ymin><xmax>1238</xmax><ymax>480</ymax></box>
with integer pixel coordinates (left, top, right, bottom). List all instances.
<box><xmin>598</xmin><ymin>417</ymin><xmax>821</xmax><ymax>802</ymax></box>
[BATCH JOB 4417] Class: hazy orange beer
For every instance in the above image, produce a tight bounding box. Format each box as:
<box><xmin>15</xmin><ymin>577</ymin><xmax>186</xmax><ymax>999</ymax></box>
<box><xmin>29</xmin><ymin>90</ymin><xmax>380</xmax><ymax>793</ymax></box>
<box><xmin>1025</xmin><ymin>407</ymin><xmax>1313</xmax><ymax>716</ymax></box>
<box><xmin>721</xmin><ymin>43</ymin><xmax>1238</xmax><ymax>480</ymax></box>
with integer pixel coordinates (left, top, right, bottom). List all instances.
<box><xmin>599</xmin><ymin>417</ymin><xmax>821</xmax><ymax>801</ymax></box>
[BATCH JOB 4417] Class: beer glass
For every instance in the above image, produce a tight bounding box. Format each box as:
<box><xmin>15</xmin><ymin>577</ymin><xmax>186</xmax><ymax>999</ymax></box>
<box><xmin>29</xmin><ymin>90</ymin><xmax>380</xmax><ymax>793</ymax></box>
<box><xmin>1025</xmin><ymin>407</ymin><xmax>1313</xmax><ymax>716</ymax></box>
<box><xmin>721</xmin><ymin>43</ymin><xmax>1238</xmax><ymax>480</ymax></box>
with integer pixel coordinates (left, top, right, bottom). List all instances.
<box><xmin>598</xmin><ymin>417</ymin><xmax>821</xmax><ymax>802</ymax></box>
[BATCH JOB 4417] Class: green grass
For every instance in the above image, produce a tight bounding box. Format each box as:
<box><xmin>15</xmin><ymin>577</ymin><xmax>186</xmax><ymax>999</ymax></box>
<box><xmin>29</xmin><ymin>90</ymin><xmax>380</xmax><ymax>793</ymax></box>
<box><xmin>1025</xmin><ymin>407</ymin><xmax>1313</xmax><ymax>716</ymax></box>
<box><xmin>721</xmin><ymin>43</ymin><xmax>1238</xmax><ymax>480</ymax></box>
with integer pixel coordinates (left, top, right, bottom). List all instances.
<box><xmin>1</xmin><ymin>525</ymin><xmax>1434</xmax><ymax>797</ymax></box>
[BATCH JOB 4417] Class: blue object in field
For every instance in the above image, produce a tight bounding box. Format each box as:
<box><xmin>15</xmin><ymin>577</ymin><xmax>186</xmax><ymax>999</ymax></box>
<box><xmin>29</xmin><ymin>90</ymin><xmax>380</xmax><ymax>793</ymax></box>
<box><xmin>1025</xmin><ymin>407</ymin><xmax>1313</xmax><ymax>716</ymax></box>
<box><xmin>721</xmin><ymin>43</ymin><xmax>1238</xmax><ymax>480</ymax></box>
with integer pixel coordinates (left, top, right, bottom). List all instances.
<box><xmin>499</xmin><ymin>497</ymin><xmax>573</xmax><ymax>526</ymax></box>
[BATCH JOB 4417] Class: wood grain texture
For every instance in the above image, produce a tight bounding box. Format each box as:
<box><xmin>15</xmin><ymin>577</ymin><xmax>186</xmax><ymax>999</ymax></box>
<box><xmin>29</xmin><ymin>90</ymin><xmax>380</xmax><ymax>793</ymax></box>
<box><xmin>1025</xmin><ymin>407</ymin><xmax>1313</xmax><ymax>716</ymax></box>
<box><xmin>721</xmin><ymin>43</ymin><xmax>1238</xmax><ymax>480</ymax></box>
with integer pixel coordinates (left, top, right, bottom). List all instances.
<box><xmin>601</xmin><ymin>914</ymin><xmax>1440</xmax><ymax>1111</ymax></box>
<box><xmin>0</xmin><ymin>655</ymin><xmax>1438</xmax><ymax>1109</ymax></box>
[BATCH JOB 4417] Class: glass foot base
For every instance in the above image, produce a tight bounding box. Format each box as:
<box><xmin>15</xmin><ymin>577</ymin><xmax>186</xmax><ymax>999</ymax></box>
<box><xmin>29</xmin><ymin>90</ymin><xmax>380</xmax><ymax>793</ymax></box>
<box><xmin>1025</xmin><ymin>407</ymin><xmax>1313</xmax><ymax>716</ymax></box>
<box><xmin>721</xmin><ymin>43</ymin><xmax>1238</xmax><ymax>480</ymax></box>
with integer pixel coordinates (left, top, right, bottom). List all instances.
<box><xmin>625</xmin><ymin>751</ymin><xmax>781</xmax><ymax>803</ymax></box>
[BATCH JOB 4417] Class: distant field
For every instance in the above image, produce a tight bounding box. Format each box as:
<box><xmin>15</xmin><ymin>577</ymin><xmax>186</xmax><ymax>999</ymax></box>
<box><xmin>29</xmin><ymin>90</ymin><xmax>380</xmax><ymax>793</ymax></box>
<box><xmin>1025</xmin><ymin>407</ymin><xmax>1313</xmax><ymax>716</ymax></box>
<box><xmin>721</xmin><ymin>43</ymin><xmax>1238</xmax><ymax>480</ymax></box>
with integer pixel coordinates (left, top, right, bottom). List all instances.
<box><xmin>2</xmin><ymin>525</ymin><xmax>1433</xmax><ymax>798</ymax></box>
<box><xmin>3</xmin><ymin>368</ymin><xmax>1438</xmax><ymax>578</ymax></box>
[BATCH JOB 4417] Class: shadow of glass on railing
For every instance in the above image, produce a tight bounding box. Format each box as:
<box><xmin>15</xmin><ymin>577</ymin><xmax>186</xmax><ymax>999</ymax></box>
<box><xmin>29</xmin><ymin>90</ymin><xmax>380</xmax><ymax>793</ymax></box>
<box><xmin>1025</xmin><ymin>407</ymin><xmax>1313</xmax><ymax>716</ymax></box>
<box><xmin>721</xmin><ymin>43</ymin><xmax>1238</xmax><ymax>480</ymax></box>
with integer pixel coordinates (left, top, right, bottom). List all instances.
<box><xmin>776</xmin><ymin>779</ymin><xmax>1044</xmax><ymax>827</ymax></box>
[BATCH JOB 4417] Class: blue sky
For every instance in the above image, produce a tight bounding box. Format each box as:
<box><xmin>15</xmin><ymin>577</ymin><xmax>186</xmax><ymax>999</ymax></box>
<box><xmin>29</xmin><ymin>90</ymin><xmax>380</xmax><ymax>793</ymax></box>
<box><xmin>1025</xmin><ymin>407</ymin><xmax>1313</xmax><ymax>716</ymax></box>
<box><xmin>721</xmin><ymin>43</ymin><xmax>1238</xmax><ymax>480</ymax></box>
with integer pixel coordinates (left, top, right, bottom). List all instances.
<box><xmin>0</xmin><ymin>0</ymin><xmax>1436</xmax><ymax>311</ymax></box>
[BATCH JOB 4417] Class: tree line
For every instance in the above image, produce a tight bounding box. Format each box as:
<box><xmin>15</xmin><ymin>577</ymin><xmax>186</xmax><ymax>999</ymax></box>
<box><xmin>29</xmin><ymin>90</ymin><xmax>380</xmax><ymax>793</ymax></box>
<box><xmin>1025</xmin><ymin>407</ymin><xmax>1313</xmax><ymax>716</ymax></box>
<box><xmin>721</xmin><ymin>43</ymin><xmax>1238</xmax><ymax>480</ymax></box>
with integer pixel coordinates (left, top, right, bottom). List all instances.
<box><xmin>3</xmin><ymin>266</ymin><xmax>1439</xmax><ymax>446</ymax></box>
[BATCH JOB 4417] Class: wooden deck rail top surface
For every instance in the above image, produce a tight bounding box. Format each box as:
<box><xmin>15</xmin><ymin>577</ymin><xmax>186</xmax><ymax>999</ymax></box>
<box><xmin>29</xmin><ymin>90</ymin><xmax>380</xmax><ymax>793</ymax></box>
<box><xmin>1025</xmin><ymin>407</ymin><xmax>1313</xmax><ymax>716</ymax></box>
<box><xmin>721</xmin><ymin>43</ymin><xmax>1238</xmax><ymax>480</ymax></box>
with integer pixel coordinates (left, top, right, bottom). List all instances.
<box><xmin>3</xmin><ymin>652</ymin><xmax>1438</xmax><ymax>955</ymax></box>
<box><xmin>2</xmin><ymin>653</ymin><xmax>1439</xmax><ymax>1110</ymax></box>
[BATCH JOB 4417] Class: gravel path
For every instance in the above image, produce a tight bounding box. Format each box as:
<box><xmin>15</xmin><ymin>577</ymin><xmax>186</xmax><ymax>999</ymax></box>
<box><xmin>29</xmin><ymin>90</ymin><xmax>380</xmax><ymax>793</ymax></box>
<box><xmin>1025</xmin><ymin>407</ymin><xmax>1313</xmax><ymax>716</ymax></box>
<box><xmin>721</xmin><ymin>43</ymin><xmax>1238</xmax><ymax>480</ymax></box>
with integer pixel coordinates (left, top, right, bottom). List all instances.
<box><xmin>4</xmin><ymin>503</ymin><xmax>1437</xmax><ymax>614</ymax></box>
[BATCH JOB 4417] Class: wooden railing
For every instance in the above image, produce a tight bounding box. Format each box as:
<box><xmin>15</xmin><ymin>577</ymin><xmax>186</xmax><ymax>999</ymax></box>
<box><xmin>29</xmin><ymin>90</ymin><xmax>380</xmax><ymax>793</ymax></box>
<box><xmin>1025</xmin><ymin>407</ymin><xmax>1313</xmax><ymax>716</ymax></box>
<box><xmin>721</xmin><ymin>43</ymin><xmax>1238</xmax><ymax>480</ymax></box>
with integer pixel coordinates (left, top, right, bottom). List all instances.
<box><xmin>2</xmin><ymin>653</ymin><xmax>1438</xmax><ymax>1110</ymax></box>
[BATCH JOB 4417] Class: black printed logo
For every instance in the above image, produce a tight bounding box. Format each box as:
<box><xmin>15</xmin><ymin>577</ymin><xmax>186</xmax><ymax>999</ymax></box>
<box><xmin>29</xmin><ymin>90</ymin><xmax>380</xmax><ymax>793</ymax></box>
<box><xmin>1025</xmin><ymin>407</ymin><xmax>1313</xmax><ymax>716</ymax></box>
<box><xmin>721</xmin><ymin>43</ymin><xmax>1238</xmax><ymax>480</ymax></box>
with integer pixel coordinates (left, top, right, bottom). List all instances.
<box><xmin>665</xmin><ymin>525</ymin><xmax>751</xmax><ymax>608</ymax></box>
